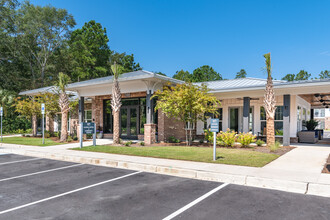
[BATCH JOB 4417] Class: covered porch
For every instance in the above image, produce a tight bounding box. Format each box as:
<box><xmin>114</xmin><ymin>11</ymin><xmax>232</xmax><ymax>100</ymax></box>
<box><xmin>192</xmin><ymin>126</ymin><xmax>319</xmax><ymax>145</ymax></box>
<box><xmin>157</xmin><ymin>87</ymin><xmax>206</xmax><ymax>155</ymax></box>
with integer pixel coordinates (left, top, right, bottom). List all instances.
<box><xmin>66</xmin><ymin>70</ymin><xmax>183</xmax><ymax>144</ymax></box>
<box><xmin>196</xmin><ymin>78</ymin><xmax>330</xmax><ymax>146</ymax></box>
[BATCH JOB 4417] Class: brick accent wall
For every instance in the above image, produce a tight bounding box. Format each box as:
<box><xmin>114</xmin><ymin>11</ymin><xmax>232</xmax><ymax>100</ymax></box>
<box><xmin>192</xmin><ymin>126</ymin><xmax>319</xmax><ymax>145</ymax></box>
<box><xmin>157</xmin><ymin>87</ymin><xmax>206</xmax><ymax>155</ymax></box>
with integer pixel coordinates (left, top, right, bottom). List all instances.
<box><xmin>92</xmin><ymin>96</ymin><xmax>103</xmax><ymax>131</ymax></box>
<box><xmin>158</xmin><ymin>109</ymin><xmax>186</xmax><ymax>142</ymax></box>
<box><xmin>326</xmin><ymin>117</ymin><xmax>330</xmax><ymax>130</ymax></box>
<box><xmin>144</xmin><ymin>124</ymin><xmax>156</xmax><ymax>145</ymax></box>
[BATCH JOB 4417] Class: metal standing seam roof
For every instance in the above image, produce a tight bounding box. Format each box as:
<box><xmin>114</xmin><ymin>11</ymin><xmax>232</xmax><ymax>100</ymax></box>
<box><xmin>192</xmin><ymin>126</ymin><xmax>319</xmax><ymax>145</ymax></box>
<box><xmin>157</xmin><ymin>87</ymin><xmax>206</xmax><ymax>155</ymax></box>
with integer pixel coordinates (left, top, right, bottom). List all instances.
<box><xmin>19</xmin><ymin>70</ymin><xmax>184</xmax><ymax>95</ymax></box>
<box><xmin>194</xmin><ymin>78</ymin><xmax>285</xmax><ymax>90</ymax></box>
<box><xmin>66</xmin><ymin>70</ymin><xmax>184</xmax><ymax>90</ymax></box>
<box><xmin>19</xmin><ymin>71</ymin><xmax>330</xmax><ymax>96</ymax></box>
<box><xmin>196</xmin><ymin>77</ymin><xmax>330</xmax><ymax>92</ymax></box>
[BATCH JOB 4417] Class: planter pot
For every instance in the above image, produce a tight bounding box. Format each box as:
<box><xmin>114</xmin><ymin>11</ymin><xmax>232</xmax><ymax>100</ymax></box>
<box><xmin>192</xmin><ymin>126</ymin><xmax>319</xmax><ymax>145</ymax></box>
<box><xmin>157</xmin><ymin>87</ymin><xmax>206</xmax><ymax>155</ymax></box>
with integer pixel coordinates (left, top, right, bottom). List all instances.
<box><xmin>298</xmin><ymin>131</ymin><xmax>318</xmax><ymax>143</ymax></box>
<box><xmin>97</xmin><ymin>133</ymin><xmax>103</xmax><ymax>139</ymax></box>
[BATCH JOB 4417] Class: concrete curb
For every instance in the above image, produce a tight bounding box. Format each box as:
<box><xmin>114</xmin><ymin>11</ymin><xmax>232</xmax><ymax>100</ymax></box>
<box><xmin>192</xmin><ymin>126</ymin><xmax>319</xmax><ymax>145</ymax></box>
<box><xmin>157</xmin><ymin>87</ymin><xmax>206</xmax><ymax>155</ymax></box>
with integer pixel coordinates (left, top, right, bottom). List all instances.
<box><xmin>0</xmin><ymin>147</ymin><xmax>329</xmax><ymax>198</ymax></box>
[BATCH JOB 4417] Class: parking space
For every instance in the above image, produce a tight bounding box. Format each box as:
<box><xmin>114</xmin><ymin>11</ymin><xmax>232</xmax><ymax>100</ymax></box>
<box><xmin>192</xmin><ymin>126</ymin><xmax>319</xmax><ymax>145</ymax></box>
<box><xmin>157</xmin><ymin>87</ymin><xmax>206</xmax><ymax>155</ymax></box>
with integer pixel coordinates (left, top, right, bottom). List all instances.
<box><xmin>0</xmin><ymin>154</ymin><xmax>329</xmax><ymax>220</ymax></box>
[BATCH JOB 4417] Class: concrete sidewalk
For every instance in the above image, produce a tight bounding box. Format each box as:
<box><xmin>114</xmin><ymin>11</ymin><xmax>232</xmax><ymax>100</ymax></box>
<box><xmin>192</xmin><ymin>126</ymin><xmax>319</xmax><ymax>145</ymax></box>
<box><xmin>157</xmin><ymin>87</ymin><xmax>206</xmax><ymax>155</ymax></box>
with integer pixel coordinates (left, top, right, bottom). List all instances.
<box><xmin>0</xmin><ymin>141</ymin><xmax>329</xmax><ymax>197</ymax></box>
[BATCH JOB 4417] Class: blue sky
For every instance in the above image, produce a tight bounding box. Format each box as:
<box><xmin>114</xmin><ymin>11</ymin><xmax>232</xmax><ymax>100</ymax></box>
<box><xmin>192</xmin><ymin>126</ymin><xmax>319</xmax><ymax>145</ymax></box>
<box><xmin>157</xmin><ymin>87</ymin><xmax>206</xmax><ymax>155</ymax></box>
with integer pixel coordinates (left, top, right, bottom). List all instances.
<box><xmin>30</xmin><ymin>0</ymin><xmax>330</xmax><ymax>79</ymax></box>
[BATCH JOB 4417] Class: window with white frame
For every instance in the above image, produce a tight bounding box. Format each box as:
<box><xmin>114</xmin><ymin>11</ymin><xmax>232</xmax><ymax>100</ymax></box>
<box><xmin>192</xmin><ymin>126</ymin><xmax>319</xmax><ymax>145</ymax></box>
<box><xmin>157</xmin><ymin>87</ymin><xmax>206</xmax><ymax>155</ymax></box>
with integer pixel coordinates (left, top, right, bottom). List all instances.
<box><xmin>84</xmin><ymin>110</ymin><xmax>92</xmax><ymax>122</ymax></box>
<box><xmin>260</xmin><ymin>106</ymin><xmax>284</xmax><ymax>136</ymax></box>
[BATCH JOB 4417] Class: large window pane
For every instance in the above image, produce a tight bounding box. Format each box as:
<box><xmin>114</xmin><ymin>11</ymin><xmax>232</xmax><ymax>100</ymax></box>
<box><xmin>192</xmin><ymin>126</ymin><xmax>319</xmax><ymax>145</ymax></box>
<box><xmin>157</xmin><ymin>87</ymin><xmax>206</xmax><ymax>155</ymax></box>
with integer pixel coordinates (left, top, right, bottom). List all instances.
<box><xmin>275</xmin><ymin>106</ymin><xmax>283</xmax><ymax>120</ymax></box>
<box><xmin>261</xmin><ymin>121</ymin><xmax>266</xmax><ymax>135</ymax></box>
<box><xmin>275</xmin><ymin>121</ymin><xmax>283</xmax><ymax>136</ymax></box>
<box><xmin>139</xmin><ymin>98</ymin><xmax>146</xmax><ymax>134</ymax></box>
<box><xmin>103</xmin><ymin>100</ymin><xmax>113</xmax><ymax>133</ymax></box>
<box><xmin>260</xmin><ymin>107</ymin><xmax>266</xmax><ymax>120</ymax></box>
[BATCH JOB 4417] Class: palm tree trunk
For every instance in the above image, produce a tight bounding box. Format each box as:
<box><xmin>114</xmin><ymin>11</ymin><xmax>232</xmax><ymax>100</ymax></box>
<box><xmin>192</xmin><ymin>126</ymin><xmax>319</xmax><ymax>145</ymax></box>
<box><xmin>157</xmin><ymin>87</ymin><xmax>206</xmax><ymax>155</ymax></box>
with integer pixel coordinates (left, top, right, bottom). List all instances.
<box><xmin>32</xmin><ymin>114</ymin><xmax>37</xmax><ymax>137</ymax></box>
<box><xmin>60</xmin><ymin>112</ymin><xmax>68</xmax><ymax>142</ymax></box>
<box><xmin>266</xmin><ymin>117</ymin><xmax>275</xmax><ymax>146</ymax></box>
<box><xmin>113</xmin><ymin>110</ymin><xmax>120</xmax><ymax>144</ymax></box>
<box><xmin>111</xmin><ymin>77</ymin><xmax>122</xmax><ymax>144</ymax></box>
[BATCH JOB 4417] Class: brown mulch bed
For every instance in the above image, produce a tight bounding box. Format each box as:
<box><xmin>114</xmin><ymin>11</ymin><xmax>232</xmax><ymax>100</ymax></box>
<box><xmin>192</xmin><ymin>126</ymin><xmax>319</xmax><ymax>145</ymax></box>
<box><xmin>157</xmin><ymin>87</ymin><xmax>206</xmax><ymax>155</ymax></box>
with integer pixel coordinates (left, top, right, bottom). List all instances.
<box><xmin>121</xmin><ymin>141</ymin><xmax>294</xmax><ymax>156</ymax></box>
<box><xmin>322</xmin><ymin>154</ymin><xmax>330</xmax><ymax>174</ymax></box>
<box><xmin>23</xmin><ymin>136</ymin><xmax>81</xmax><ymax>144</ymax></box>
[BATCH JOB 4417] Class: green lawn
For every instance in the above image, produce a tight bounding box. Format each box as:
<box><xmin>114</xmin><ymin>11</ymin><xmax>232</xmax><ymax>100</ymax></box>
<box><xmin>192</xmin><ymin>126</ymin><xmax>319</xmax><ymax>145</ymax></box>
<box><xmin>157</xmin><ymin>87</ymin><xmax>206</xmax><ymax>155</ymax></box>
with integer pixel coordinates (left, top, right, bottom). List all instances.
<box><xmin>1</xmin><ymin>137</ymin><xmax>63</xmax><ymax>146</ymax></box>
<box><xmin>74</xmin><ymin>145</ymin><xmax>279</xmax><ymax>167</ymax></box>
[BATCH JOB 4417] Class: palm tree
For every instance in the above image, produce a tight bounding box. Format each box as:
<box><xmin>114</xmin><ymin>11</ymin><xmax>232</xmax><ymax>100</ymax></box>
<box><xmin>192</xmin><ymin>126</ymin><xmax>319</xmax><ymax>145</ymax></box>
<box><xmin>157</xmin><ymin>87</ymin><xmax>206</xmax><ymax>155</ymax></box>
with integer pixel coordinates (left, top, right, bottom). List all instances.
<box><xmin>0</xmin><ymin>89</ymin><xmax>15</xmax><ymax>116</ymax></box>
<box><xmin>263</xmin><ymin>53</ymin><xmax>276</xmax><ymax>146</ymax></box>
<box><xmin>57</xmin><ymin>72</ymin><xmax>71</xmax><ymax>142</ymax></box>
<box><xmin>110</xmin><ymin>62</ymin><xmax>123</xmax><ymax>144</ymax></box>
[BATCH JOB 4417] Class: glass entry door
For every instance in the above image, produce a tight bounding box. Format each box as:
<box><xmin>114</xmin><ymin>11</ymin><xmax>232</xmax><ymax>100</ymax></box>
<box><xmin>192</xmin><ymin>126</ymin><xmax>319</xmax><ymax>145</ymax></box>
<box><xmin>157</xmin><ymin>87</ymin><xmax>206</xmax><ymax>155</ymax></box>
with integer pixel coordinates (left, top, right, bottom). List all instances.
<box><xmin>229</xmin><ymin>108</ymin><xmax>239</xmax><ymax>132</ymax></box>
<box><xmin>120</xmin><ymin>106</ymin><xmax>139</xmax><ymax>139</ymax></box>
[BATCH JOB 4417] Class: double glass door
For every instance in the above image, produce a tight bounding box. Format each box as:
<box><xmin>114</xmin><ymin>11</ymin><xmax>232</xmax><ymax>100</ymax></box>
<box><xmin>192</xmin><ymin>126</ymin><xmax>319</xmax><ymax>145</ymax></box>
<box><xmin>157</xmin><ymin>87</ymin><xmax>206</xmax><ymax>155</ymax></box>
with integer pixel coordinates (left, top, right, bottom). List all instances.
<box><xmin>120</xmin><ymin>106</ymin><xmax>138</xmax><ymax>139</ymax></box>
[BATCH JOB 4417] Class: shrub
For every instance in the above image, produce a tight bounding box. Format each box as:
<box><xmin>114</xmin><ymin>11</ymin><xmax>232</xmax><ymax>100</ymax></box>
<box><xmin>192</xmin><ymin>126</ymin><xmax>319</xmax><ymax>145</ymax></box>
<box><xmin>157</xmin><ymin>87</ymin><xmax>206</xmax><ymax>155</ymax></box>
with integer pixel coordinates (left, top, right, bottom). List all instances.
<box><xmin>270</xmin><ymin>141</ymin><xmax>281</xmax><ymax>152</ymax></box>
<box><xmin>140</xmin><ymin>141</ymin><xmax>145</xmax><ymax>146</ymax></box>
<box><xmin>2</xmin><ymin>117</ymin><xmax>31</xmax><ymax>134</ymax></box>
<box><xmin>67</xmin><ymin>136</ymin><xmax>73</xmax><ymax>142</ymax></box>
<box><xmin>45</xmin><ymin>132</ymin><xmax>50</xmax><ymax>138</ymax></box>
<box><xmin>236</xmin><ymin>132</ymin><xmax>256</xmax><ymax>147</ymax></box>
<box><xmin>25</xmin><ymin>129</ymin><xmax>33</xmax><ymax>134</ymax></box>
<box><xmin>217</xmin><ymin>129</ymin><xmax>236</xmax><ymax>147</ymax></box>
<box><xmin>199</xmin><ymin>139</ymin><xmax>204</xmax><ymax>144</ymax></box>
<box><xmin>25</xmin><ymin>135</ymin><xmax>31</xmax><ymax>137</ymax></box>
<box><xmin>256</xmin><ymin>139</ymin><xmax>265</xmax><ymax>147</ymax></box>
<box><xmin>14</xmin><ymin>129</ymin><xmax>25</xmax><ymax>134</ymax></box>
<box><xmin>22</xmin><ymin>134</ymin><xmax>26</xmax><ymax>137</ymax></box>
<box><xmin>204</xmin><ymin>129</ymin><xmax>213</xmax><ymax>143</ymax></box>
<box><xmin>73</xmin><ymin>136</ymin><xmax>78</xmax><ymax>141</ymax></box>
<box><xmin>168</xmin><ymin>136</ymin><xmax>180</xmax><ymax>143</ymax></box>
<box><xmin>125</xmin><ymin>141</ymin><xmax>132</xmax><ymax>146</ymax></box>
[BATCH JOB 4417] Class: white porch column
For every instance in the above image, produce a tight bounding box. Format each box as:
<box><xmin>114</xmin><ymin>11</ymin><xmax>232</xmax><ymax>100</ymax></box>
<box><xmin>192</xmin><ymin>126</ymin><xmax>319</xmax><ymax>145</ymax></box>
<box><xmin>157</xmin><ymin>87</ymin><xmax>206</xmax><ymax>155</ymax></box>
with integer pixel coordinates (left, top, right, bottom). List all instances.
<box><xmin>146</xmin><ymin>90</ymin><xmax>154</xmax><ymax>124</ymax></box>
<box><xmin>243</xmin><ymin>97</ymin><xmax>250</xmax><ymax>133</ymax></box>
<box><xmin>283</xmin><ymin>94</ymin><xmax>291</xmax><ymax>146</ymax></box>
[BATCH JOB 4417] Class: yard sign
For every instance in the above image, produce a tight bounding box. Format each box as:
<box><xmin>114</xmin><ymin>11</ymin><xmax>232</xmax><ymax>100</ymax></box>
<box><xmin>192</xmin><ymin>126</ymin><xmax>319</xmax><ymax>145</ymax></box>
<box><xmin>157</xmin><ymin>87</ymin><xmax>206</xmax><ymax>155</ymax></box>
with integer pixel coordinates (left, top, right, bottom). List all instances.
<box><xmin>80</xmin><ymin>122</ymin><xmax>96</xmax><ymax>148</ymax></box>
<box><xmin>41</xmin><ymin>104</ymin><xmax>45</xmax><ymax>144</ymax></box>
<box><xmin>210</xmin><ymin>118</ymin><xmax>219</xmax><ymax>161</ymax></box>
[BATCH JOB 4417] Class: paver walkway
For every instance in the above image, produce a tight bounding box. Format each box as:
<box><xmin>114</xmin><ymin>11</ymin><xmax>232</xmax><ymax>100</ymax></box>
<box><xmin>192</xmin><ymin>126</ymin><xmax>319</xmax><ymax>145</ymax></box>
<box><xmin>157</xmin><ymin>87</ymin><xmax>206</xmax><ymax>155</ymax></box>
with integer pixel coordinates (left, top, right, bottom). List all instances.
<box><xmin>0</xmin><ymin>140</ymin><xmax>330</xmax><ymax>197</ymax></box>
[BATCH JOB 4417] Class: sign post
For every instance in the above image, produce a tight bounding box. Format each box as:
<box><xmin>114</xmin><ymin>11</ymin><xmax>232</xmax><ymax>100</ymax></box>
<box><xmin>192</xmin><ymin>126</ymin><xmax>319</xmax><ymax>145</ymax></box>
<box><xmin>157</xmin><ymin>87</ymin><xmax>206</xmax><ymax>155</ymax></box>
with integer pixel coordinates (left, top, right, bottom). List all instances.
<box><xmin>0</xmin><ymin>107</ymin><xmax>3</xmax><ymax>142</ymax></box>
<box><xmin>41</xmin><ymin>104</ymin><xmax>45</xmax><ymax>145</ymax></box>
<box><xmin>80</xmin><ymin>122</ymin><xmax>96</xmax><ymax>148</ymax></box>
<box><xmin>210</xmin><ymin>118</ymin><xmax>219</xmax><ymax>161</ymax></box>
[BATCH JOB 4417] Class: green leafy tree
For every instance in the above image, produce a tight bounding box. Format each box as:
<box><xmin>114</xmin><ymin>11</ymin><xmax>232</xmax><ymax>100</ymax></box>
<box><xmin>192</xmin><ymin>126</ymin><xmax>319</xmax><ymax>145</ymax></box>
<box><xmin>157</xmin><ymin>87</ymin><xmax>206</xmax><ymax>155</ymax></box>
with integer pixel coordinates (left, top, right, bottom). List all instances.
<box><xmin>191</xmin><ymin>65</ymin><xmax>222</xmax><ymax>82</ymax></box>
<box><xmin>110</xmin><ymin>52</ymin><xmax>141</xmax><ymax>73</ymax></box>
<box><xmin>14</xmin><ymin>96</ymin><xmax>40</xmax><ymax>136</ymax></box>
<box><xmin>153</xmin><ymin>83</ymin><xmax>221</xmax><ymax>145</ymax></box>
<box><xmin>235</xmin><ymin>69</ymin><xmax>247</xmax><ymax>79</ymax></box>
<box><xmin>69</xmin><ymin>20</ymin><xmax>110</xmax><ymax>81</ymax></box>
<box><xmin>281</xmin><ymin>73</ymin><xmax>295</xmax><ymax>81</ymax></box>
<box><xmin>295</xmin><ymin>70</ymin><xmax>311</xmax><ymax>81</ymax></box>
<box><xmin>154</xmin><ymin>71</ymin><xmax>166</xmax><ymax>76</ymax></box>
<box><xmin>1</xmin><ymin>1</ymin><xmax>76</xmax><ymax>88</ymax></box>
<box><xmin>319</xmin><ymin>70</ymin><xmax>330</xmax><ymax>79</ymax></box>
<box><xmin>282</xmin><ymin>70</ymin><xmax>311</xmax><ymax>81</ymax></box>
<box><xmin>0</xmin><ymin>89</ymin><xmax>15</xmax><ymax>116</ymax></box>
<box><xmin>173</xmin><ymin>69</ymin><xmax>191</xmax><ymax>82</ymax></box>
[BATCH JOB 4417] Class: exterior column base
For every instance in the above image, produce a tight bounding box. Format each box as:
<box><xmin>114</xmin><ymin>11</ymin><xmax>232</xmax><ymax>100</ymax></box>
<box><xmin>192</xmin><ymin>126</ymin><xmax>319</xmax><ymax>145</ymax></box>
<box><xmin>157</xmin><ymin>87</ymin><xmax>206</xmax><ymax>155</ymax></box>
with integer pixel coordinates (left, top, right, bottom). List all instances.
<box><xmin>144</xmin><ymin>124</ymin><xmax>157</xmax><ymax>145</ymax></box>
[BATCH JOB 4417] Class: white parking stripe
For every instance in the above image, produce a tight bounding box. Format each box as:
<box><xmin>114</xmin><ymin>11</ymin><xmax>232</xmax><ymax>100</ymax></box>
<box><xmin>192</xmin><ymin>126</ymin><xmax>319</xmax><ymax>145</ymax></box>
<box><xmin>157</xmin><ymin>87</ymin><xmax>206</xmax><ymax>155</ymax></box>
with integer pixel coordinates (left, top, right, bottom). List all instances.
<box><xmin>0</xmin><ymin>171</ymin><xmax>143</xmax><ymax>215</ymax></box>
<box><xmin>0</xmin><ymin>163</ymin><xmax>83</xmax><ymax>182</ymax></box>
<box><xmin>0</xmin><ymin>158</ymin><xmax>41</xmax><ymax>166</ymax></box>
<box><xmin>163</xmin><ymin>183</ymin><xmax>230</xmax><ymax>220</ymax></box>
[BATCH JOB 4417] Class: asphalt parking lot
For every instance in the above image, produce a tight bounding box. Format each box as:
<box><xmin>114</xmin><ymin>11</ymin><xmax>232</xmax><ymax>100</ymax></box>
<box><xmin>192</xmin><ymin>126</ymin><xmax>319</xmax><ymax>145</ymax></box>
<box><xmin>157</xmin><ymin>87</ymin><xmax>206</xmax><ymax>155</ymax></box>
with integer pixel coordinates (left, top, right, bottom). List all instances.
<box><xmin>0</xmin><ymin>153</ymin><xmax>329</xmax><ymax>220</ymax></box>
